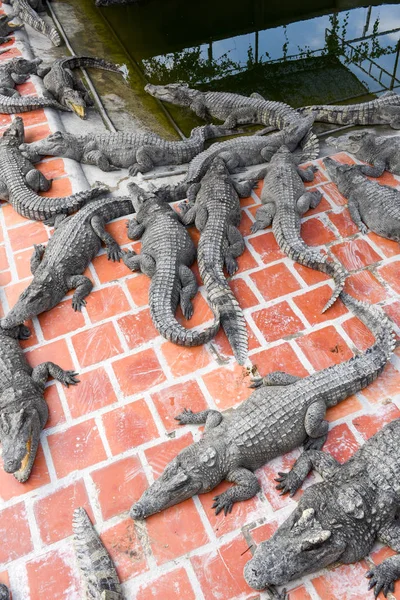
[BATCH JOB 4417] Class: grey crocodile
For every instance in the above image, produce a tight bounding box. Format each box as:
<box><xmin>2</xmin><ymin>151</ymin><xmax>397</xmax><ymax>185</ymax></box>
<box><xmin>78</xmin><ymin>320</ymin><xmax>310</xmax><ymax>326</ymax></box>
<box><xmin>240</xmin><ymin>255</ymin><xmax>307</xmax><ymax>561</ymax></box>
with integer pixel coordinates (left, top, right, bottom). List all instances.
<box><xmin>0</xmin><ymin>86</ymin><xmax>69</xmax><ymax>114</ymax></box>
<box><xmin>324</xmin><ymin>157</ymin><xmax>400</xmax><ymax>243</ymax></box>
<box><xmin>157</xmin><ymin>115</ymin><xmax>317</xmax><ymax>205</ymax></box>
<box><xmin>145</xmin><ymin>82</ymin><xmax>319</xmax><ymax>157</ymax></box>
<box><xmin>3</xmin><ymin>0</ymin><xmax>61</xmax><ymax>46</ymax></box>
<box><xmin>0</xmin><ymin>117</ymin><xmax>108</xmax><ymax>223</ymax></box>
<box><xmin>178</xmin><ymin>156</ymin><xmax>253</xmax><ymax>364</ymax></box>
<box><xmin>252</xmin><ymin>146</ymin><xmax>348</xmax><ymax>312</ymax></box>
<box><xmin>73</xmin><ymin>507</ymin><xmax>123</xmax><ymax>600</ymax></box>
<box><xmin>245</xmin><ymin>417</ymin><xmax>400</xmax><ymax>599</ymax></box>
<box><xmin>122</xmin><ymin>183</ymin><xmax>220</xmax><ymax>346</ymax></box>
<box><xmin>0</xmin><ymin>322</ymin><xmax>78</xmax><ymax>482</ymax></box>
<box><xmin>37</xmin><ymin>56</ymin><xmax>124</xmax><ymax>119</ymax></box>
<box><xmin>297</xmin><ymin>90</ymin><xmax>400</xmax><ymax>129</ymax></box>
<box><xmin>19</xmin><ymin>124</ymin><xmax>233</xmax><ymax>176</ymax></box>
<box><xmin>1</xmin><ymin>194</ymin><xmax>134</xmax><ymax>330</ymax></box>
<box><xmin>130</xmin><ymin>291</ymin><xmax>395</xmax><ymax>519</ymax></box>
<box><xmin>326</xmin><ymin>130</ymin><xmax>400</xmax><ymax>178</ymax></box>
<box><xmin>0</xmin><ymin>55</ymin><xmax>41</xmax><ymax>96</ymax></box>
<box><xmin>0</xmin><ymin>13</ymin><xmax>23</xmax><ymax>44</ymax></box>
<box><xmin>0</xmin><ymin>584</ymin><xmax>9</xmax><ymax>600</ymax></box>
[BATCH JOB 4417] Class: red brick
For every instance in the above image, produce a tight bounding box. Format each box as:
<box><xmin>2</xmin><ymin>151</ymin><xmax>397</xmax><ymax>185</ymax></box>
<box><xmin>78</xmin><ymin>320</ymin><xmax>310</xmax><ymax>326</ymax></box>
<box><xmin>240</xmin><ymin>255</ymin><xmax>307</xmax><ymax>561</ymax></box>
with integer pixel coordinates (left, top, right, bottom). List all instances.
<box><xmin>301</xmin><ymin>217</ymin><xmax>336</xmax><ymax>246</ymax></box>
<box><xmin>18</xmin><ymin>109</ymin><xmax>47</xmax><ymax>127</ymax></box>
<box><xmin>303</xmin><ymin>160</ymin><xmax>330</xmax><ymax>183</ymax></box>
<box><xmin>379</xmin><ymin>260</ymin><xmax>400</xmax><ymax>295</ymax></box>
<box><xmin>105</xmin><ymin>218</ymin><xmax>132</xmax><ymax>246</ymax></box>
<box><xmin>102</xmin><ymin>399</ymin><xmax>159</xmax><ymax>455</ymax></box>
<box><xmin>2</xmin><ymin>202</ymin><xmax>28</xmax><ymax>227</ymax></box>
<box><xmin>321</xmin><ymin>181</ymin><xmax>348</xmax><ymax>206</ymax></box>
<box><xmin>384</xmin><ymin>300</ymin><xmax>400</xmax><ymax>328</ymax></box>
<box><xmin>43</xmin><ymin>384</ymin><xmax>65</xmax><ymax>429</ymax></box>
<box><xmin>288</xmin><ymin>586</ymin><xmax>313</xmax><ymax>600</ymax></box>
<box><xmin>191</xmin><ymin>535</ymin><xmax>253</xmax><ymax>600</ymax></box>
<box><xmin>91</xmin><ymin>455</ymin><xmax>148</xmax><ymax>520</ymax></box>
<box><xmin>329</xmin><ymin>208</ymin><xmax>359</xmax><ymax>237</ymax></box>
<box><xmin>72</xmin><ymin>322</ymin><xmax>123</xmax><ymax>367</ymax></box>
<box><xmin>34</xmin><ymin>479</ymin><xmax>93</xmax><ymax>545</ymax></box>
<box><xmin>0</xmin><ymin>503</ymin><xmax>32</xmax><ymax>563</ymax></box>
<box><xmin>26</xmin><ymin>339</ymin><xmax>74</xmax><ymax>371</ymax></box>
<box><xmin>367</xmin><ymin>170</ymin><xmax>399</xmax><ymax>186</ymax></box>
<box><xmin>293</xmin><ymin>284</ymin><xmax>348</xmax><ymax>325</ymax></box>
<box><xmin>252</xmin><ymin>301</ymin><xmax>304</xmax><ymax>342</ymax></box>
<box><xmin>248</xmin><ymin>231</ymin><xmax>284</xmax><ymax>263</ymax></box>
<box><xmin>331</xmin><ymin>238</ymin><xmax>382</xmax><ymax>271</ymax></box>
<box><xmin>258</xmin><ymin>448</ymin><xmax>305</xmax><ymax>511</ymax></box>
<box><xmin>136</xmin><ymin>567</ymin><xmax>196</xmax><ymax>600</ymax></box>
<box><xmin>296</xmin><ymin>326</ymin><xmax>353</xmax><ymax>370</ymax></box>
<box><xmin>41</xmin><ymin>177</ymin><xmax>72</xmax><ymax>198</ymax></box>
<box><xmin>312</xmin><ymin>560</ymin><xmax>371</xmax><ymax>600</ymax></box>
<box><xmin>293</xmin><ymin>262</ymin><xmax>330</xmax><ymax>285</ymax></box>
<box><xmin>101</xmin><ymin>518</ymin><xmax>147</xmax><ymax>581</ymax></box>
<box><xmin>92</xmin><ymin>252</ymin><xmax>132</xmax><ymax>283</ymax></box>
<box><xmin>304</xmin><ymin>195</ymin><xmax>332</xmax><ymax>217</ymax></box>
<box><xmin>0</xmin><ymin>270</ymin><xmax>10</xmax><ymax>285</ymax></box>
<box><xmin>16</xmin><ymin>81</ymin><xmax>36</xmax><ymax>96</ymax></box>
<box><xmin>176</xmin><ymin>292</ymin><xmax>214</xmax><ymax>328</ymax></box>
<box><xmin>64</xmin><ymin>367</ymin><xmax>117</xmax><ymax>418</ymax></box>
<box><xmin>250</xmin><ymin>520</ymin><xmax>278</xmax><ymax>545</ymax></box>
<box><xmin>353</xmin><ymin>404</ymin><xmax>400</xmax><ymax>440</ymax></box>
<box><xmin>252</xmin><ymin>342</ymin><xmax>310</xmax><ymax>380</ymax></box>
<box><xmin>117</xmin><ymin>308</ymin><xmax>158</xmax><ymax>348</ymax></box>
<box><xmin>326</xmin><ymin>395</ymin><xmax>363</xmax><ymax>422</ymax></box>
<box><xmin>36</xmin><ymin>158</ymin><xmax>66</xmax><ymax>179</ymax></box>
<box><xmin>235</xmin><ymin>246</ymin><xmax>259</xmax><ymax>274</ymax></box>
<box><xmin>341</xmin><ymin>315</ymin><xmax>375</xmax><ymax>351</ymax></box>
<box><xmin>0</xmin><ymin>573</ymin><xmax>9</xmax><ymax>594</ymax></box>
<box><xmin>161</xmin><ymin>342</ymin><xmax>211</xmax><ymax>377</ymax></box>
<box><xmin>368</xmin><ymin>232</ymin><xmax>400</xmax><ymax>258</ymax></box>
<box><xmin>151</xmin><ymin>380</ymin><xmax>208</xmax><ymax>433</ymax></box>
<box><xmin>24</xmin><ymin>124</ymin><xmax>51</xmax><ymax>143</ymax></box>
<box><xmin>212</xmin><ymin>317</ymin><xmax>260</xmax><ymax>359</ymax></box>
<box><xmin>238</xmin><ymin>211</ymin><xmax>256</xmax><ymax>237</ymax></box>
<box><xmin>202</xmin><ymin>363</ymin><xmax>253</xmax><ymax>409</ymax></box>
<box><xmin>112</xmin><ymin>348</ymin><xmax>166</xmax><ymax>396</ymax></box>
<box><xmin>228</xmin><ymin>278</ymin><xmax>259</xmax><ymax>308</ymax></box>
<box><xmin>344</xmin><ymin>270</ymin><xmax>387</xmax><ymax>303</ymax></box>
<box><xmin>8</xmin><ymin>221</ymin><xmax>48</xmax><ymax>251</ymax></box>
<box><xmin>0</xmin><ymin>246</ymin><xmax>8</xmax><ymax>271</ymax></box>
<box><xmin>14</xmin><ymin>247</ymin><xmax>37</xmax><ymax>279</ymax></box>
<box><xmin>330</xmin><ymin>151</ymin><xmax>357</xmax><ymax>165</ymax></box>
<box><xmin>145</xmin><ymin>433</ymin><xmax>194</xmax><ymax>479</ymax></box>
<box><xmin>48</xmin><ymin>419</ymin><xmax>107</xmax><ymax>478</ymax></box>
<box><xmin>361</xmin><ymin>363</ymin><xmax>400</xmax><ymax>404</ymax></box>
<box><xmin>324</xmin><ymin>423</ymin><xmax>359</xmax><ymax>463</ymax></box>
<box><xmin>5</xmin><ymin>278</ymin><xmax>33</xmax><ymax>309</ymax></box>
<box><xmin>0</xmin><ymin>444</ymin><xmax>50</xmax><ymax>502</ymax></box>
<box><xmin>26</xmin><ymin>549</ymin><xmax>80</xmax><ymax>600</ymax></box>
<box><xmin>126</xmin><ymin>273</ymin><xmax>150</xmax><ymax>307</ymax></box>
<box><xmin>86</xmin><ymin>285</ymin><xmax>130</xmax><ymax>322</ymax></box>
<box><xmin>250</xmin><ymin>263</ymin><xmax>301</xmax><ymax>301</ymax></box>
<box><xmin>38</xmin><ymin>300</ymin><xmax>85</xmax><ymax>339</ymax></box>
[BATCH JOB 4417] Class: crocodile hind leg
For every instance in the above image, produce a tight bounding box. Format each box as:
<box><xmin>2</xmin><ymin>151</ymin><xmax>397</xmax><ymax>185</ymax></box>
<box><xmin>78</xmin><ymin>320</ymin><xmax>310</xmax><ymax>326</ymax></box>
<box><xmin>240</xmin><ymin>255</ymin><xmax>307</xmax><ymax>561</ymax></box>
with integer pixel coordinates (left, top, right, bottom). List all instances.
<box><xmin>123</xmin><ymin>251</ymin><xmax>156</xmax><ymax>277</ymax></box>
<box><xmin>189</xmin><ymin>98</ymin><xmax>209</xmax><ymax>120</ymax></box>
<box><xmin>66</xmin><ymin>274</ymin><xmax>93</xmax><ymax>312</ymax></box>
<box><xmin>90</xmin><ymin>215</ymin><xmax>122</xmax><ymax>261</ymax></box>
<box><xmin>224</xmin><ymin>224</ymin><xmax>244</xmax><ymax>276</ymax></box>
<box><xmin>250</xmin><ymin>370</ymin><xmax>302</xmax><ymax>388</ymax></box>
<box><xmin>83</xmin><ymin>150</ymin><xmax>118</xmax><ymax>172</ymax></box>
<box><xmin>251</xmin><ymin>202</ymin><xmax>276</xmax><ymax>233</ymax></box>
<box><xmin>275</xmin><ymin>450</ymin><xmax>340</xmax><ymax>496</ymax></box>
<box><xmin>212</xmin><ymin>468</ymin><xmax>260</xmax><ymax>515</ymax></box>
<box><xmin>304</xmin><ymin>399</ymin><xmax>328</xmax><ymax>450</ymax></box>
<box><xmin>359</xmin><ymin>161</ymin><xmax>386</xmax><ymax>177</ymax></box>
<box><xmin>30</xmin><ymin>244</ymin><xmax>45</xmax><ymax>274</ymax></box>
<box><xmin>25</xmin><ymin>168</ymin><xmax>51</xmax><ymax>192</ymax></box>
<box><xmin>179</xmin><ymin>264</ymin><xmax>198</xmax><ymax>320</ymax></box>
<box><xmin>368</xmin><ymin>523</ymin><xmax>400</xmax><ymax>597</ymax></box>
<box><xmin>348</xmin><ymin>195</ymin><xmax>368</xmax><ymax>234</ymax></box>
<box><xmin>297</xmin><ymin>190</ymin><xmax>323</xmax><ymax>215</ymax></box>
<box><xmin>297</xmin><ymin>164</ymin><xmax>318</xmax><ymax>182</ymax></box>
<box><xmin>378</xmin><ymin>105</ymin><xmax>400</xmax><ymax>129</ymax></box>
<box><xmin>175</xmin><ymin>408</ymin><xmax>222</xmax><ymax>430</ymax></box>
<box><xmin>222</xmin><ymin>107</ymin><xmax>259</xmax><ymax>129</ymax></box>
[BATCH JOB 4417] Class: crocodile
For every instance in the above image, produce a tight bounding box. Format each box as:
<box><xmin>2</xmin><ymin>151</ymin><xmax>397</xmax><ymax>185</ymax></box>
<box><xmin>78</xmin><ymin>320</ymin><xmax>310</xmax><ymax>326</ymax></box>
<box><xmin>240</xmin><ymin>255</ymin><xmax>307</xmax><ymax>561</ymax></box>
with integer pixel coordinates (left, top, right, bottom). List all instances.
<box><xmin>0</xmin><ymin>117</ymin><xmax>109</xmax><ymax>223</ymax></box>
<box><xmin>0</xmin><ymin>55</ymin><xmax>42</xmax><ymax>96</ymax></box>
<box><xmin>145</xmin><ymin>83</ymin><xmax>318</xmax><ymax>152</ymax></box>
<box><xmin>19</xmin><ymin>124</ymin><xmax>234</xmax><ymax>176</ymax></box>
<box><xmin>0</xmin><ymin>584</ymin><xmax>9</xmax><ymax>600</ymax></box>
<box><xmin>37</xmin><ymin>56</ymin><xmax>125</xmax><ymax>119</ymax></box>
<box><xmin>326</xmin><ymin>130</ymin><xmax>400</xmax><ymax>178</ymax></box>
<box><xmin>130</xmin><ymin>291</ymin><xmax>395</xmax><ymax>520</ymax></box>
<box><xmin>252</xmin><ymin>146</ymin><xmax>348</xmax><ymax>312</ymax></box>
<box><xmin>177</xmin><ymin>156</ymin><xmax>253</xmax><ymax>364</ymax></box>
<box><xmin>324</xmin><ymin>157</ymin><xmax>400</xmax><ymax>243</ymax></box>
<box><xmin>156</xmin><ymin>115</ymin><xmax>317</xmax><ymax>205</ymax></box>
<box><xmin>0</xmin><ymin>87</ymin><xmax>69</xmax><ymax>114</ymax></box>
<box><xmin>0</xmin><ymin>322</ymin><xmax>79</xmax><ymax>482</ymax></box>
<box><xmin>122</xmin><ymin>183</ymin><xmax>220</xmax><ymax>346</ymax></box>
<box><xmin>0</xmin><ymin>13</ymin><xmax>23</xmax><ymax>44</ymax></box>
<box><xmin>3</xmin><ymin>0</ymin><xmax>61</xmax><ymax>46</ymax></box>
<box><xmin>0</xmin><ymin>193</ymin><xmax>134</xmax><ymax>330</ymax></box>
<box><xmin>297</xmin><ymin>90</ymin><xmax>400</xmax><ymax>129</ymax></box>
<box><xmin>244</xmin><ymin>418</ymin><xmax>400</xmax><ymax>599</ymax></box>
<box><xmin>73</xmin><ymin>507</ymin><xmax>123</xmax><ymax>600</ymax></box>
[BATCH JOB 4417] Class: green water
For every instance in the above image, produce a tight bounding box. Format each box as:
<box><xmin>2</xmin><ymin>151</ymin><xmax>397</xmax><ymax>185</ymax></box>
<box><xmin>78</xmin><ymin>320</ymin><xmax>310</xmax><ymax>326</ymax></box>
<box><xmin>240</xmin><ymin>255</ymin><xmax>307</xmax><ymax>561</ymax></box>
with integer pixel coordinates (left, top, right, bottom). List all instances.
<box><xmin>57</xmin><ymin>0</ymin><xmax>400</xmax><ymax>136</ymax></box>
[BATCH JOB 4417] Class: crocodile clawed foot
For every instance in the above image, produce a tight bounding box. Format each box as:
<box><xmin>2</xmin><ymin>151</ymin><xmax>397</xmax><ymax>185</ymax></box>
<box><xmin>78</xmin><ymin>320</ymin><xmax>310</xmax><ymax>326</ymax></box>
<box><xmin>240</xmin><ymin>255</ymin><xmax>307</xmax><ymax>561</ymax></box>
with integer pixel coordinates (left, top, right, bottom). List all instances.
<box><xmin>359</xmin><ymin>223</ymin><xmax>369</xmax><ymax>235</ymax></box>
<box><xmin>128</xmin><ymin>164</ymin><xmax>142</xmax><ymax>177</ymax></box>
<box><xmin>107</xmin><ymin>245</ymin><xmax>123</xmax><ymax>262</ymax></box>
<box><xmin>212</xmin><ymin>492</ymin><xmax>234</xmax><ymax>516</ymax></box>
<box><xmin>275</xmin><ymin>470</ymin><xmax>301</xmax><ymax>497</ymax></box>
<box><xmin>72</xmin><ymin>298</ymin><xmax>86</xmax><ymax>312</ymax></box>
<box><xmin>62</xmin><ymin>371</ymin><xmax>80</xmax><ymax>387</ymax></box>
<box><xmin>174</xmin><ymin>408</ymin><xmax>194</xmax><ymax>424</ymax></box>
<box><xmin>225</xmin><ymin>256</ymin><xmax>238</xmax><ymax>277</ymax></box>
<box><xmin>249</xmin><ymin>377</ymin><xmax>263</xmax><ymax>389</ymax></box>
<box><xmin>250</xmin><ymin>222</ymin><xmax>261</xmax><ymax>234</ymax></box>
<box><xmin>366</xmin><ymin>563</ymin><xmax>396</xmax><ymax>598</ymax></box>
<box><xmin>17</xmin><ymin>324</ymin><xmax>31</xmax><ymax>340</ymax></box>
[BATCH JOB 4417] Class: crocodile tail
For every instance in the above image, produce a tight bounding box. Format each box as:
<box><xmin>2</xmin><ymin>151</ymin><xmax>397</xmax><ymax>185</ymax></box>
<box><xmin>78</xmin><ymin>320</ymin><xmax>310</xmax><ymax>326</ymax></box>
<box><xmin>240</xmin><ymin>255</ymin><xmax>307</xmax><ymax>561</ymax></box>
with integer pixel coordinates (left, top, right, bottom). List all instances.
<box><xmin>0</xmin><ymin>93</ymin><xmax>69</xmax><ymax>113</ymax></box>
<box><xmin>73</xmin><ymin>508</ymin><xmax>123</xmax><ymax>599</ymax></box>
<box><xmin>155</xmin><ymin>181</ymin><xmax>189</xmax><ymax>203</ymax></box>
<box><xmin>17</xmin><ymin>0</ymin><xmax>61</xmax><ymax>46</ymax></box>
<box><xmin>149</xmin><ymin>271</ymin><xmax>220</xmax><ymax>346</ymax></box>
<box><xmin>339</xmin><ymin>292</ymin><xmax>396</xmax><ymax>362</ymax></box>
<box><xmin>49</xmin><ymin>184</ymin><xmax>109</xmax><ymax>217</ymax></box>
<box><xmin>299</xmin><ymin>130</ymin><xmax>319</xmax><ymax>162</ymax></box>
<box><xmin>61</xmin><ymin>56</ymin><xmax>124</xmax><ymax>76</ymax></box>
<box><xmin>203</xmin><ymin>269</ymin><xmax>248</xmax><ymax>364</ymax></box>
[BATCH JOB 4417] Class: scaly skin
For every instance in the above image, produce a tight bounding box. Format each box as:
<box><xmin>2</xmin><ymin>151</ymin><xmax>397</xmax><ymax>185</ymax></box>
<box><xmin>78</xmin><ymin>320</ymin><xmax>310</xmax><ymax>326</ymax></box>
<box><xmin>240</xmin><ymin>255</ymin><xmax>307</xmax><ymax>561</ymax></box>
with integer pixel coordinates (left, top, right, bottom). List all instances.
<box><xmin>3</xmin><ymin>0</ymin><xmax>61</xmax><ymax>46</ymax></box>
<box><xmin>145</xmin><ymin>83</ymin><xmax>319</xmax><ymax>157</ymax></box>
<box><xmin>0</xmin><ymin>56</ymin><xmax>42</xmax><ymax>96</ymax></box>
<box><xmin>326</xmin><ymin>130</ymin><xmax>400</xmax><ymax>178</ymax></box>
<box><xmin>0</xmin><ymin>194</ymin><xmax>133</xmax><ymax>330</ymax></box>
<box><xmin>0</xmin><ymin>13</ymin><xmax>24</xmax><ymax>43</ymax></box>
<box><xmin>252</xmin><ymin>146</ymin><xmax>348</xmax><ymax>312</ymax></box>
<box><xmin>38</xmin><ymin>56</ymin><xmax>124</xmax><ymax>118</ymax></box>
<box><xmin>0</xmin><ymin>323</ymin><xmax>79</xmax><ymax>482</ymax></box>
<box><xmin>0</xmin><ymin>584</ymin><xmax>9</xmax><ymax>600</ymax></box>
<box><xmin>130</xmin><ymin>292</ymin><xmax>395</xmax><ymax>520</ymax></box>
<box><xmin>324</xmin><ymin>157</ymin><xmax>400</xmax><ymax>243</ymax></box>
<box><xmin>123</xmin><ymin>183</ymin><xmax>220</xmax><ymax>346</ymax></box>
<box><xmin>179</xmin><ymin>157</ymin><xmax>252</xmax><ymax>364</ymax></box>
<box><xmin>19</xmin><ymin>124</ymin><xmax>233</xmax><ymax>175</ymax></box>
<box><xmin>0</xmin><ymin>118</ymin><xmax>109</xmax><ymax>223</ymax></box>
<box><xmin>245</xmin><ymin>418</ymin><xmax>400</xmax><ymax>599</ymax></box>
<box><xmin>297</xmin><ymin>90</ymin><xmax>400</xmax><ymax>129</ymax></box>
<box><xmin>73</xmin><ymin>508</ymin><xmax>123</xmax><ymax>600</ymax></box>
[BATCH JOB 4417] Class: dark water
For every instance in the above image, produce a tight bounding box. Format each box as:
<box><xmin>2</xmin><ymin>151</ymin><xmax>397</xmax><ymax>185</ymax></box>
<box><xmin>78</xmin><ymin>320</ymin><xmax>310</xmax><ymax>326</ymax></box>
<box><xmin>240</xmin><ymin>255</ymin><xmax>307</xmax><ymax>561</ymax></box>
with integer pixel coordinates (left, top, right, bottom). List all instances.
<box><xmin>96</xmin><ymin>0</ymin><xmax>400</xmax><ymax>134</ymax></box>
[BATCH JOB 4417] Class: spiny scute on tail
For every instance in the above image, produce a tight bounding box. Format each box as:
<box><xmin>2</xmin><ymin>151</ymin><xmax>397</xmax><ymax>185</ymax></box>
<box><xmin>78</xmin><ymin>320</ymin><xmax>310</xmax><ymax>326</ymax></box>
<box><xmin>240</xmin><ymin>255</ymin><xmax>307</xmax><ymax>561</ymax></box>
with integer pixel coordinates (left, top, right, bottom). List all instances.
<box><xmin>73</xmin><ymin>508</ymin><xmax>123</xmax><ymax>600</ymax></box>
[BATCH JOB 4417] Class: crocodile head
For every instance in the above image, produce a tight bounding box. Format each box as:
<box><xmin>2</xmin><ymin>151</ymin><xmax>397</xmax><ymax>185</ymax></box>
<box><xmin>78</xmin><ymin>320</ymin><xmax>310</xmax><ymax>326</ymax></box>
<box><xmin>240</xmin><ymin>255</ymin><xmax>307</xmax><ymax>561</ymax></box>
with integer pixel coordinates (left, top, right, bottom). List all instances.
<box><xmin>11</xmin><ymin>57</ymin><xmax>42</xmax><ymax>76</ymax></box>
<box><xmin>1</xmin><ymin>116</ymin><xmax>25</xmax><ymax>147</ymax></box>
<box><xmin>0</xmin><ymin>374</ymin><xmax>48</xmax><ymax>482</ymax></box>
<box><xmin>326</xmin><ymin>130</ymin><xmax>372</xmax><ymax>154</ymax></box>
<box><xmin>130</xmin><ymin>442</ymin><xmax>222</xmax><ymax>519</ymax></box>
<box><xmin>1</xmin><ymin>272</ymin><xmax>61</xmax><ymax>330</ymax></box>
<box><xmin>62</xmin><ymin>89</ymin><xmax>87</xmax><ymax>119</ymax></box>
<box><xmin>20</xmin><ymin>131</ymin><xmax>83</xmax><ymax>162</ymax></box>
<box><xmin>144</xmin><ymin>82</ymin><xmax>198</xmax><ymax>106</ymax></box>
<box><xmin>0</xmin><ymin>584</ymin><xmax>9</xmax><ymax>600</ymax></box>
<box><xmin>244</xmin><ymin>483</ymin><xmax>355</xmax><ymax>591</ymax></box>
<box><xmin>323</xmin><ymin>157</ymin><xmax>364</xmax><ymax>195</ymax></box>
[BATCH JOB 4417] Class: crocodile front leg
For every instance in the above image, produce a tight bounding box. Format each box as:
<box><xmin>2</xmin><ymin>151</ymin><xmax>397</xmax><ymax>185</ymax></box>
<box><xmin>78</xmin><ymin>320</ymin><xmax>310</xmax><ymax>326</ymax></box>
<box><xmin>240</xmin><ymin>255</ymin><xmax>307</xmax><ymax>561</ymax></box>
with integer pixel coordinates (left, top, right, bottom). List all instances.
<box><xmin>90</xmin><ymin>215</ymin><xmax>122</xmax><ymax>261</ymax></box>
<box><xmin>30</xmin><ymin>243</ymin><xmax>45</xmax><ymax>274</ymax></box>
<box><xmin>222</xmin><ymin>106</ymin><xmax>259</xmax><ymax>129</ymax></box>
<box><xmin>66</xmin><ymin>274</ymin><xmax>93</xmax><ymax>312</ymax></box>
<box><xmin>348</xmin><ymin>195</ymin><xmax>368</xmax><ymax>234</ymax></box>
<box><xmin>190</xmin><ymin>98</ymin><xmax>209</xmax><ymax>120</ymax></box>
<box><xmin>233</xmin><ymin>179</ymin><xmax>258</xmax><ymax>198</ymax></box>
<box><xmin>275</xmin><ymin>449</ymin><xmax>340</xmax><ymax>496</ymax></box>
<box><xmin>179</xmin><ymin>202</ymin><xmax>197</xmax><ymax>226</ymax></box>
<box><xmin>83</xmin><ymin>150</ymin><xmax>118</xmax><ymax>172</ymax></box>
<box><xmin>179</xmin><ymin>264</ymin><xmax>198</xmax><ymax>320</ymax></box>
<box><xmin>359</xmin><ymin>161</ymin><xmax>386</xmax><ymax>177</ymax></box>
<box><xmin>224</xmin><ymin>224</ymin><xmax>244</xmax><ymax>276</ymax></box>
<box><xmin>212</xmin><ymin>467</ymin><xmax>260</xmax><ymax>515</ymax></box>
<box><xmin>32</xmin><ymin>362</ymin><xmax>79</xmax><ymax>388</ymax></box>
<box><xmin>175</xmin><ymin>408</ymin><xmax>223</xmax><ymax>431</ymax></box>
<box><xmin>368</xmin><ymin>521</ymin><xmax>400</xmax><ymax>598</ymax></box>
